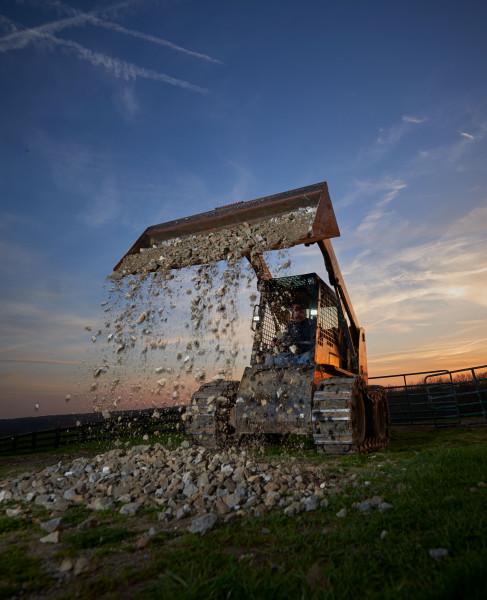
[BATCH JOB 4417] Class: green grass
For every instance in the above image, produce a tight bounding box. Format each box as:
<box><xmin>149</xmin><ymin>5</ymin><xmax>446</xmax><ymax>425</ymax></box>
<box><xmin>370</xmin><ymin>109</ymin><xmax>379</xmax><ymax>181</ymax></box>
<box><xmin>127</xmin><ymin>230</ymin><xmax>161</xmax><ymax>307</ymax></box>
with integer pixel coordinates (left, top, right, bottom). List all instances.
<box><xmin>1</xmin><ymin>428</ymin><xmax>486</xmax><ymax>599</ymax></box>
<box><xmin>134</xmin><ymin>429</ymin><xmax>487</xmax><ymax>600</ymax></box>
<box><xmin>0</xmin><ymin>546</ymin><xmax>53</xmax><ymax>599</ymax></box>
<box><xmin>64</xmin><ymin>523</ymin><xmax>135</xmax><ymax>551</ymax></box>
<box><xmin>61</xmin><ymin>504</ymin><xmax>93</xmax><ymax>526</ymax></box>
<box><xmin>0</xmin><ymin>515</ymin><xmax>31</xmax><ymax>534</ymax></box>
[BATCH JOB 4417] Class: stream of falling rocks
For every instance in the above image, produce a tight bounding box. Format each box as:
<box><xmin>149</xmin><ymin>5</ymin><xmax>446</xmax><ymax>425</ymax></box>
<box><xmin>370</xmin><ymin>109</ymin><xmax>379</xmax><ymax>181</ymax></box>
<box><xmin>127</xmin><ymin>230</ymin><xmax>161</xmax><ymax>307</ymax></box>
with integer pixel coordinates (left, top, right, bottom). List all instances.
<box><xmin>80</xmin><ymin>205</ymin><xmax>319</xmax><ymax>421</ymax></box>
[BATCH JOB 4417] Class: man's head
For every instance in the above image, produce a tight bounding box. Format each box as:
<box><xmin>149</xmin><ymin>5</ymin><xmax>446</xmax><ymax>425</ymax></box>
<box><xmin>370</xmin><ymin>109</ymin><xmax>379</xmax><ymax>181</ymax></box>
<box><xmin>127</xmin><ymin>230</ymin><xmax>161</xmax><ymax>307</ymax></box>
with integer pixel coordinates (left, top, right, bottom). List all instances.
<box><xmin>292</xmin><ymin>304</ymin><xmax>306</xmax><ymax>323</ymax></box>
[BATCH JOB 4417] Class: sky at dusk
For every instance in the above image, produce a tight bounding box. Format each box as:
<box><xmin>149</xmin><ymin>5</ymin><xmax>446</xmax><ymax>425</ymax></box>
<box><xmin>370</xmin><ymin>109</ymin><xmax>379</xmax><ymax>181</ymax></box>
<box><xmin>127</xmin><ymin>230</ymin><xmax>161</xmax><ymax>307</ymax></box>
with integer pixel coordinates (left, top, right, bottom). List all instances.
<box><xmin>1</xmin><ymin>0</ymin><xmax>486</xmax><ymax>420</ymax></box>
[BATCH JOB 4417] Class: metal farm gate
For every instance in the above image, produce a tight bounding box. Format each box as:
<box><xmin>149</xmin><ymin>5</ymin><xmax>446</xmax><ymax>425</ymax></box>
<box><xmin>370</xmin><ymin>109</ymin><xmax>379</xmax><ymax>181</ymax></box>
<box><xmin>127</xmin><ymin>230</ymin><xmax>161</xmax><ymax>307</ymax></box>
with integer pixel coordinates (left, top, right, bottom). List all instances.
<box><xmin>370</xmin><ymin>365</ymin><xmax>487</xmax><ymax>428</ymax></box>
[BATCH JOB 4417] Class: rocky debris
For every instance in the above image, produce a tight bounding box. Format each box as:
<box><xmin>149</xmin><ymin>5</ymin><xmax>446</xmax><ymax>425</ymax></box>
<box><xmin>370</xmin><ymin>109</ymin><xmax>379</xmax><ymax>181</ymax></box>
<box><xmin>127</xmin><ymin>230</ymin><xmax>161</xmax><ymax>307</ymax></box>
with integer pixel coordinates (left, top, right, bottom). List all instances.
<box><xmin>5</xmin><ymin>507</ymin><xmax>22</xmax><ymax>517</ymax></box>
<box><xmin>305</xmin><ymin>560</ymin><xmax>331</xmax><ymax>591</ymax></box>
<box><xmin>40</xmin><ymin>531</ymin><xmax>60</xmax><ymax>544</ymax></box>
<box><xmin>358</xmin><ymin>500</ymin><xmax>375</xmax><ymax>513</ymax></box>
<box><xmin>352</xmin><ymin>495</ymin><xmax>393</xmax><ymax>514</ymax></box>
<box><xmin>137</xmin><ymin>311</ymin><xmax>148</xmax><ymax>324</ymax></box>
<box><xmin>188</xmin><ymin>513</ymin><xmax>218</xmax><ymax>535</ymax></box>
<box><xmin>136</xmin><ymin>533</ymin><xmax>153</xmax><ymax>548</ymax></box>
<box><xmin>40</xmin><ymin>517</ymin><xmax>62</xmax><ymax>533</ymax></box>
<box><xmin>429</xmin><ymin>548</ymin><xmax>449</xmax><ymax>560</ymax></box>
<box><xmin>301</xmin><ymin>494</ymin><xmax>320</xmax><ymax>512</ymax></box>
<box><xmin>88</xmin><ymin>497</ymin><xmax>114</xmax><ymax>511</ymax></box>
<box><xmin>89</xmin><ymin>204</ymin><xmax>293</xmax><ymax>413</ymax></box>
<box><xmin>58</xmin><ymin>558</ymin><xmax>74</xmax><ymax>573</ymax></box>
<box><xmin>112</xmin><ymin>207</ymin><xmax>313</xmax><ymax>278</ymax></box>
<box><xmin>74</xmin><ymin>557</ymin><xmax>94</xmax><ymax>576</ymax></box>
<box><xmin>0</xmin><ymin>442</ymin><xmax>353</xmax><ymax>526</ymax></box>
<box><xmin>119</xmin><ymin>502</ymin><xmax>141</xmax><ymax>516</ymax></box>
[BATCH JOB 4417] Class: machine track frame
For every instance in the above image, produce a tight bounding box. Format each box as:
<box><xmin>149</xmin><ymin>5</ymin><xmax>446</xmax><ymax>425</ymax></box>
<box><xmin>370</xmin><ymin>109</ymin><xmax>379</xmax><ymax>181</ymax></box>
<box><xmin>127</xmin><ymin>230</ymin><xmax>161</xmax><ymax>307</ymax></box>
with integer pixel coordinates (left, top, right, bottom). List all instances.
<box><xmin>185</xmin><ymin>375</ymin><xmax>390</xmax><ymax>455</ymax></box>
<box><xmin>312</xmin><ymin>377</ymin><xmax>390</xmax><ymax>454</ymax></box>
<box><xmin>184</xmin><ymin>380</ymin><xmax>239</xmax><ymax>450</ymax></box>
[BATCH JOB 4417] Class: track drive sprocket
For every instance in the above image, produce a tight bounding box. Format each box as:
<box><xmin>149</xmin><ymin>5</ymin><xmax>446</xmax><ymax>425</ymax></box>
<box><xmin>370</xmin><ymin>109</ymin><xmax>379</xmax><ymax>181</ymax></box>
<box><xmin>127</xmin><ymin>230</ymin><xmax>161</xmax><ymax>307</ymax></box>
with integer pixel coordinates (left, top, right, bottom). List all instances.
<box><xmin>312</xmin><ymin>377</ymin><xmax>390</xmax><ymax>454</ymax></box>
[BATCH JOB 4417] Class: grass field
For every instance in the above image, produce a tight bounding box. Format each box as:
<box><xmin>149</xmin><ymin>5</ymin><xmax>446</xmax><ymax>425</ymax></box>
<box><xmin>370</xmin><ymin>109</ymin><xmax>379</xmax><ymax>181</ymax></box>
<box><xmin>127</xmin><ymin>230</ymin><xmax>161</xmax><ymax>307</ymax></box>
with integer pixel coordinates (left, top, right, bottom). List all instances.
<box><xmin>0</xmin><ymin>427</ymin><xmax>486</xmax><ymax>599</ymax></box>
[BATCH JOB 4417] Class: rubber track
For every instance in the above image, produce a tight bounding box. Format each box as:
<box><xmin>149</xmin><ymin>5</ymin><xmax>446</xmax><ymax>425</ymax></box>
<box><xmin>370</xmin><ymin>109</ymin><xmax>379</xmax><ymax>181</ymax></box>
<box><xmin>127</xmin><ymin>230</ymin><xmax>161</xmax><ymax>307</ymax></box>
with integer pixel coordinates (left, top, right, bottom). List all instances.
<box><xmin>184</xmin><ymin>381</ymin><xmax>239</xmax><ymax>450</ymax></box>
<box><xmin>312</xmin><ymin>377</ymin><xmax>390</xmax><ymax>455</ymax></box>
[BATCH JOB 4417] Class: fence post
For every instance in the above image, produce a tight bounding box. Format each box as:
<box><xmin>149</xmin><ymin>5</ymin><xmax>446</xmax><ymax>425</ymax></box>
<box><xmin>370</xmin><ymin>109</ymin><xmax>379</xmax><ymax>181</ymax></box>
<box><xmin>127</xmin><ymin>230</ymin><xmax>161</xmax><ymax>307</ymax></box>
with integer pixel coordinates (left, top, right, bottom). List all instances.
<box><xmin>403</xmin><ymin>374</ymin><xmax>414</xmax><ymax>425</ymax></box>
<box><xmin>471</xmin><ymin>368</ymin><xmax>487</xmax><ymax>421</ymax></box>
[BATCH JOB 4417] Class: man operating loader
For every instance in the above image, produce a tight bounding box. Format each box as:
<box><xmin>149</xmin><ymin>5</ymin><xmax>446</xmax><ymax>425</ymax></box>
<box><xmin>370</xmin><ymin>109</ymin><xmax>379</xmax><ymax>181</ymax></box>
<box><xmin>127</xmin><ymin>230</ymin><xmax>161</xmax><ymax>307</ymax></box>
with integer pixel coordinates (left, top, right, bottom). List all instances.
<box><xmin>266</xmin><ymin>303</ymin><xmax>316</xmax><ymax>366</ymax></box>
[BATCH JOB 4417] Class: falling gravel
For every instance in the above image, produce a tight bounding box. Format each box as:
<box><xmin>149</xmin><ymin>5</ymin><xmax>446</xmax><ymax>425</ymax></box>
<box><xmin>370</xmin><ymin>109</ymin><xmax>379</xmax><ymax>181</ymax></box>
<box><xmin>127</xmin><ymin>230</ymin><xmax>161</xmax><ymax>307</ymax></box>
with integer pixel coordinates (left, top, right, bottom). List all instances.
<box><xmin>80</xmin><ymin>207</ymin><xmax>306</xmax><ymax>417</ymax></box>
<box><xmin>111</xmin><ymin>207</ymin><xmax>316</xmax><ymax>278</ymax></box>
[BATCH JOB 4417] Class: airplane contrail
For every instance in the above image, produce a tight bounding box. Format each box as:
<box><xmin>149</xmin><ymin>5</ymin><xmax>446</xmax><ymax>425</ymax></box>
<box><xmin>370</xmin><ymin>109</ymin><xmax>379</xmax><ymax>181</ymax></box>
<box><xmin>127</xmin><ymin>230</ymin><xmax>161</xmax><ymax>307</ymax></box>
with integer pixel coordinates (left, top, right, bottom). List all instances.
<box><xmin>1</xmin><ymin>0</ymin><xmax>222</xmax><ymax>64</ymax></box>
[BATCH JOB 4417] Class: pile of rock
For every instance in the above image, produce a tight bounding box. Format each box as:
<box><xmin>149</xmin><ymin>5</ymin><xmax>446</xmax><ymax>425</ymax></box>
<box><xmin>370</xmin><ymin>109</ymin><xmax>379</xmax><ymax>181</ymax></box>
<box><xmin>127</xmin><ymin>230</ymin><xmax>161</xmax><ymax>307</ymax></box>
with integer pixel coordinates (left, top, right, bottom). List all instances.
<box><xmin>112</xmin><ymin>206</ymin><xmax>315</xmax><ymax>278</ymax></box>
<box><xmin>0</xmin><ymin>441</ymin><xmax>341</xmax><ymax>525</ymax></box>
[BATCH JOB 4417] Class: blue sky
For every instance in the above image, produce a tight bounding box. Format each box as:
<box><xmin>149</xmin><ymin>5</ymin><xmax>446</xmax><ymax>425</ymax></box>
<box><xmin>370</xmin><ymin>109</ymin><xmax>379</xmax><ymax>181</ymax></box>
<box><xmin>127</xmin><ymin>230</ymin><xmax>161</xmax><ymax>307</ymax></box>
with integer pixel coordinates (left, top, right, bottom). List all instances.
<box><xmin>1</xmin><ymin>0</ymin><xmax>486</xmax><ymax>419</ymax></box>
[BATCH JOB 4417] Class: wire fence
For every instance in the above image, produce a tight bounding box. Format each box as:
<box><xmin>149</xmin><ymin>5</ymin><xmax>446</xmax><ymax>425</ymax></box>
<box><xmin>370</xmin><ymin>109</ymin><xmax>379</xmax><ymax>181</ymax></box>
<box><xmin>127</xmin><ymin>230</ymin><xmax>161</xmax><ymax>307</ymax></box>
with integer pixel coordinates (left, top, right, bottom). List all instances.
<box><xmin>370</xmin><ymin>365</ymin><xmax>487</xmax><ymax>428</ymax></box>
<box><xmin>0</xmin><ymin>408</ymin><xmax>183</xmax><ymax>455</ymax></box>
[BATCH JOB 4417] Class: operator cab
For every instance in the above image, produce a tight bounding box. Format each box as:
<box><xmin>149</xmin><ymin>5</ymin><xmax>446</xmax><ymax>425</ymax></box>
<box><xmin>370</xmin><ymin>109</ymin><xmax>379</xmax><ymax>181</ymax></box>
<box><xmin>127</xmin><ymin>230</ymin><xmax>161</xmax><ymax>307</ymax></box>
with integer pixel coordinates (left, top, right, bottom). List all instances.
<box><xmin>250</xmin><ymin>272</ymin><xmax>348</xmax><ymax>370</ymax></box>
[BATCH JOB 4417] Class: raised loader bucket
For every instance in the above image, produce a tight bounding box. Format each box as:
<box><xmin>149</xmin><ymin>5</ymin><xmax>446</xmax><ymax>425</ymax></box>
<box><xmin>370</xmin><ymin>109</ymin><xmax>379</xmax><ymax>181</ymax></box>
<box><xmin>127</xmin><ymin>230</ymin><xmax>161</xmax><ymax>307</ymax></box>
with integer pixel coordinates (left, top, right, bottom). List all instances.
<box><xmin>113</xmin><ymin>181</ymin><xmax>340</xmax><ymax>276</ymax></box>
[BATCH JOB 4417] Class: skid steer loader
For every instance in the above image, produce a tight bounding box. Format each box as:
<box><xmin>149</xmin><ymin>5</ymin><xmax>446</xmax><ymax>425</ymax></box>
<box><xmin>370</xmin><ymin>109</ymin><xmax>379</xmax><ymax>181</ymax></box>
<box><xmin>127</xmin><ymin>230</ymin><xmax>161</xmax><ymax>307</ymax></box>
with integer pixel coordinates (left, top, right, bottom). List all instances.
<box><xmin>114</xmin><ymin>181</ymin><xmax>390</xmax><ymax>454</ymax></box>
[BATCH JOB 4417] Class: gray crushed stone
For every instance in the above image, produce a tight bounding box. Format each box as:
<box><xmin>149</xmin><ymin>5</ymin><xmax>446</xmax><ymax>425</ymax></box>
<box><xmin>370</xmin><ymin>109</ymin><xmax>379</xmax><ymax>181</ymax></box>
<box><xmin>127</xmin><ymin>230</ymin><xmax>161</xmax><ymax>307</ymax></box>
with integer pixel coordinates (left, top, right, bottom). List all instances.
<box><xmin>111</xmin><ymin>207</ymin><xmax>316</xmax><ymax>278</ymax></box>
<box><xmin>0</xmin><ymin>442</ymin><xmax>353</xmax><ymax>524</ymax></box>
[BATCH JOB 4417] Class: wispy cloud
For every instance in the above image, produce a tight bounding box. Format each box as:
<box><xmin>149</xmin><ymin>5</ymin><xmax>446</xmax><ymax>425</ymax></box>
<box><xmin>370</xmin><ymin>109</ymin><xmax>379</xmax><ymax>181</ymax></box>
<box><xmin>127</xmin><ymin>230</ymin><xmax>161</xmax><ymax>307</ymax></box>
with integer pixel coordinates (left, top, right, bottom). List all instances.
<box><xmin>445</xmin><ymin>203</ymin><xmax>487</xmax><ymax>236</ymax></box>
<box><xmin>354</xmin><ymin>114</ymin><xmax>428</xmax><ymax>166</ymax></box>
<box><xmin>459</xmin><ymin>131</ymin><xmax>474</xmax><ymax>140</ymax></box>
<box><xmin>114</xmin><ymin>85</ymin><xmax>139</xmax><ymax>120</ymax></box>
<box><xmin>80</xmin><ymin>13</ymin><xmax>223</xmax><ymax>65</ymax></box>
<box><xmin>33</xmin><ymin>132</ymin><xmax>211</xmax><ymax>231</ymax></box>
<box><xmin>412</xmin><ymin>134</ymin><xmax>481</xmax><ymax>171</ymax></box>
<box><xmin>338</xmin><ymin>176</ymin><xmax>406</xmax><ymax>208</ymax></box>
<box><xmin>3</xmin><ymin>27</ymin><xmax>208</xmax><ymax>93</ymax></box>
<box><xmin>0</xmin><ymin>2</ymin><xmax>218</xmax><ymax>93</ymax></box>
<box><xmin>0</xmin><ymin>299</ymin><xmax>92</xmax><ymax>342</ymax></box>
<box><xmin>402</xmin><ymin>115</ymin><xmax>427</xmax><ymax>124</ymax></box>
<box><xmin>378</xmin><ymin>114</ymin><xmax>426</xmax><ymax>145</ymax></box>
<box><xmin>5</xmin><ymin>0</ymin><xmax>222</xmax><ymax>63</ymax></box>
<box><xmin>342</xmin><ymin>199</ymin><xmax>487</xmax><ymax>336</ymax></box>
<box><xmin>367</xmin><ymin>336</ymin><xmax>487</xmax><ymax>372</ymax></box>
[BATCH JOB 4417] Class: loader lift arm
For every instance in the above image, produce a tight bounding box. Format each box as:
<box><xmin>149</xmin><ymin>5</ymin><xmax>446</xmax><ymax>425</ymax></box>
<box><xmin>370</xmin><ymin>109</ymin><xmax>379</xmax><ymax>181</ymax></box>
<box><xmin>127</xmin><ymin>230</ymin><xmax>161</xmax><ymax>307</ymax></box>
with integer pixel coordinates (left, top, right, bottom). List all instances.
<box><xmin>317</xmin><ymin>239</ymin><xmax>367</xmax><ymax>378</ymax></box>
